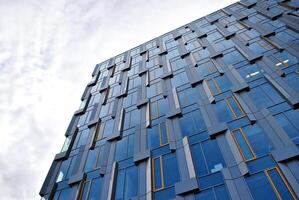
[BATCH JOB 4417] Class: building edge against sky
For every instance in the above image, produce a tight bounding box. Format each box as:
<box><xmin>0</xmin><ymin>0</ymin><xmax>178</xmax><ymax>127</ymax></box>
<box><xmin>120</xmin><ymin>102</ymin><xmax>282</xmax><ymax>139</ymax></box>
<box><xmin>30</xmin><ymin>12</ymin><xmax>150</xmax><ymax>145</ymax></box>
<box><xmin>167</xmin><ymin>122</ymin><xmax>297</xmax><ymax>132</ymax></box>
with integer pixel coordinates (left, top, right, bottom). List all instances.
<box><xmin>40</xmin><ymin>0</ymin><xmax>299</xmax><ymax>199</ymax></box>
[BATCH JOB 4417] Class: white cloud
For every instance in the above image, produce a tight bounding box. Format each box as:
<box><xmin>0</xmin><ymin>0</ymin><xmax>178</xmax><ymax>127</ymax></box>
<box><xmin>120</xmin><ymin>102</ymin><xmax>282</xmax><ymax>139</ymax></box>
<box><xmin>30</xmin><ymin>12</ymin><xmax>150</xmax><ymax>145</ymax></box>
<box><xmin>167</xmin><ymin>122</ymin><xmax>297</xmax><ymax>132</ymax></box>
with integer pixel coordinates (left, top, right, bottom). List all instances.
<box><xmin>0</xmin><ymin>0</ymin><xmax>237</xmax><ymax>199</ymax></box>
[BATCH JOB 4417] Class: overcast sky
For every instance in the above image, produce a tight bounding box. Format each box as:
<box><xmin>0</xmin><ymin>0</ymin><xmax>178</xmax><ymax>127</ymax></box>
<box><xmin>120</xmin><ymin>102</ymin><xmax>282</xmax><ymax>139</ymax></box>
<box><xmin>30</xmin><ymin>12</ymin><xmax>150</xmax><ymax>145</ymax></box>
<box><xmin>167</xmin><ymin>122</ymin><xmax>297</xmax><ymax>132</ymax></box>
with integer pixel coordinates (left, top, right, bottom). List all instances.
<box><xmin>0</xmin><ymin>0</ymin><xmax>237</xmax><ymax>199</ymax></box>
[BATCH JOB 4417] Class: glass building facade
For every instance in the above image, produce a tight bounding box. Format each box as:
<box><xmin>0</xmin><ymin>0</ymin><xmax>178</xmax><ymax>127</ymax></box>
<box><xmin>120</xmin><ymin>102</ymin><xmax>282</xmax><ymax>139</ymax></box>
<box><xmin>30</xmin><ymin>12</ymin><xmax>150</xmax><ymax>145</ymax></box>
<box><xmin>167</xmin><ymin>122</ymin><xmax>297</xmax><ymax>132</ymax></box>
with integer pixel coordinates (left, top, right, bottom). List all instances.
<box><xmin>40</xmin><ymin>0</ymin><xmax>299</xmax><ymax>199</ymax></box>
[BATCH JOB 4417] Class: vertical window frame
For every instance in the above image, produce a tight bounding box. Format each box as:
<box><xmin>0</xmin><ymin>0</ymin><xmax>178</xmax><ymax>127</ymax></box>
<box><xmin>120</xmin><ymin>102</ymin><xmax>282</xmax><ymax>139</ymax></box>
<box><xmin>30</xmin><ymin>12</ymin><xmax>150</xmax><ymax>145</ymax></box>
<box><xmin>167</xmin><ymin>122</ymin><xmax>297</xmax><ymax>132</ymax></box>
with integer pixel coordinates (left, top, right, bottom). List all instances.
<box><xmin>159</xmin><ymin>122</ymin><xmax>170</xmax><ymax>146</ymax></box>
<box><xmin>224</xmin><ymin>96</ymin><xmax>245</xmax><ymax>119</ymax></box>
<box><xmin>231</xmin><ymin>128</ymin><xmax>256</xmax><ymax>161</ymax></box>
<box><xmin>152</xmin><ymin>156</ymin><xmax>165</xmax><ymax>191</ymax></box>
<box><xmin>79</xmin><ymin>180</ymin><xmax>91</xmax><ymax>200</ymax></box>
<box><xmin>264</xmin><ymin>167</ymin><xmax>297</xmax><ymax>200</ymax></box>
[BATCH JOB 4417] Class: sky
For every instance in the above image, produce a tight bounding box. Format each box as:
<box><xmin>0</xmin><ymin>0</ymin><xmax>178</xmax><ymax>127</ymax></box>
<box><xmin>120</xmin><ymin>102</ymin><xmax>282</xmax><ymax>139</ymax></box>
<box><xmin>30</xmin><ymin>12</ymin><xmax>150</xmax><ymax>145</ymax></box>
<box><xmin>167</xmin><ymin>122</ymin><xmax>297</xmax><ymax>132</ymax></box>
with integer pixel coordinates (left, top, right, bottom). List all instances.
<box><xmin>0</xmin><ymin>0</ymin><xmax>237</xmax><ymax>199</ymax></box>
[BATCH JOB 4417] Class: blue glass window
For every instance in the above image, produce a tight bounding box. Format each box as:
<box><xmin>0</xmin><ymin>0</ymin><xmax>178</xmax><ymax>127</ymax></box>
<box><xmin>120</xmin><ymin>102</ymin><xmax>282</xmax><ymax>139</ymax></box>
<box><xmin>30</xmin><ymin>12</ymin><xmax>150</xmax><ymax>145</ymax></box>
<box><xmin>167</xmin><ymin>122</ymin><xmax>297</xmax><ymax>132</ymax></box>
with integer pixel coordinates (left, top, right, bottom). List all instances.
<box><xmin>151</xmin><ymin>98</ymin><xmax>168</xmax><ymax>119</ymax></box>
<box><xmin>246</xmin><ymin>167</ymin><xmax>296</xmax><ymax>200</ymax></box>
<box><xmin>152</xmin><ymin>153</ymin><xmax>180</xmax><ymax>191</ymax></box>
<box><xmin>178</xmin><ymin>87</ymin><xmax>201</xmax><ymax>107</ymax></box>
<box><xmin>231</xmin><ymin>124</ymin><xmax>272</xmax><ymax>161</ymax></box>
<box><xmin>191</xmin><ymin>140</ymin><xmax>226</xmax><ymax>176</ymax></box>
<box><xmin>179</xmin><ymin>110</ymin><xmax>206</xmax><ymax>136</ymax></box>
<box><xmin>215</xmin><ymin>96</ymin><xmax>245</xmax><ymax>122</ymax></box>
<box><xmin>195</xmin><ymin>60</ymin><xmax>217</xmax><ymax>77</ymax></box>
<box><xmin>171</xmin><ymin>71</ymin><xmax>189</xmax><ymax>88</ymax></box>
<box><xmin>206</xmin><ymin>75</ymin><xmax>232</xmax><ymax>95</ymax></box>
<box><xmin>147</xmin><ymin>122</ymin><xmax>169</xmax><ymax>149</ymax></box>
<box><xmin>115</xmin><ymin>166</ymin><xmax>138</xmax><ymax>200</ymax></box>
<box><xmin>248</xmin><ymin>83</ymin><xmax>284</xmax><ymax>110</ymax></box>
<box><xmin>238</xmin><ymin>63</ymin><xmax>264</xmax><ymax>81</ymax></box>
<box><xmin>115</xmin><ymin>135</ymin><xmax>134</xmax><ymax>161</ymax></box>
<box><xmin>275</xmin><ymin>109</ymin><xmax>299</xmax><ymax>146</ymax></box>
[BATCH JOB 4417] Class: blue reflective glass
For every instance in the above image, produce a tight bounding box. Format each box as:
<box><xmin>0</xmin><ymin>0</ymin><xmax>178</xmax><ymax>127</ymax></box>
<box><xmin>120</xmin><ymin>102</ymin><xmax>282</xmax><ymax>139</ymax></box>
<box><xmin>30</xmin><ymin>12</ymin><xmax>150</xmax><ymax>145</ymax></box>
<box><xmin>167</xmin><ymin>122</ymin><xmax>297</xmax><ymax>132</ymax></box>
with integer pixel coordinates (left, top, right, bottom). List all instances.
<box><xmin>215</xmin><ymin>185</ymin><xmax>230</xmax><ymax>200</ymax></box>
<box><xmin>163</xmin><ymin>153</ymin><xmax>180</xmax><ymax>187</ymax></box>
<box><xmin>246</xmin><ymin>172</ymin><xmax>277</xmax><ymax>200</ymax></box>
<box><xmin>195</xmin><ymin>188</ymin><xmax>215</xmax><ymax>200</ymax></box>
<box><xmin>124</xmin><ymin>166</ymin><xmax>138</xmax><ymax>200</ymax></box>
<box><xmin>88</xmin><ymin>177</ymin><xmax>103</xmax><ymax>200</ymax></box>
<box><xmin>243</xmin><ymin>124</ymin><xmax>273</xmax><ymax>157</ymax></box>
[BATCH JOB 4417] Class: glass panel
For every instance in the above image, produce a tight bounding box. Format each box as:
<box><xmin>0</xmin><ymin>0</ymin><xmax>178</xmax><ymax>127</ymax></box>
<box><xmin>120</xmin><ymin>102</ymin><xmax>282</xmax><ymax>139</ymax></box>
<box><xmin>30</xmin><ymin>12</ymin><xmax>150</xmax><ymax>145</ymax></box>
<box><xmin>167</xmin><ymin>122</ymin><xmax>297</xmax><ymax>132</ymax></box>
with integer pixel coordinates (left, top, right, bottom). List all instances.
<box><xmin>246</xmin><ymin>172</ymin><xmax>277</xmax><ymax>200</ymax></box>
<box><xmin>124</xmin><ymin>166</ymin><xmax>138</xmax><ymax>200</ymax></box>
<box><xmin>192</xmin><ymin>144</ymin><xmax>208</xmax><ymax>176</ymax></box>
<box><xmin>115</xmin><ymin>137</ymin><xmax>128</xmax><ymax>161</ymax></box>
<box><xmin>267</xmin><ymin>168</ymin><xmax>295</xmax><ymax>200</ymax></box>
<box><xmin>202</xmin><ymin>140</ymin><xmax>225</xmax><ymax>173</ymax></box>
<box><xmin>195</xmin><ymin>188</ymin><xmax>215</xmax><ymax>200</ymax></box>
<box><xmin>115</xmin><ymin>170</ymin><xmax>125</xmax><ymax>200</ymax></box>
<box><xmin>153</xmin><ymin>157</ymin><xmax>163</xmax><ymax>190</ymax></box>
<box><xmin>61</xmin><ymin>136</ymin><xmax>72</xmax><ymax>152</ymax></box>
<box><xmin>160</xmin><ymin>122</ymin><xmax>169</xmax><ymax>145</ymax></box>
<box><xmin>226</xmin><ymin>96</ymin><xmax>244</xmax><ymax>118</ymax></box>
<box><xmin>80</xmin><ymin>181</ymin><xmax>91</xmax><ymax>200</ymax></box>
<box><xmin>148</xmin><ymin>125</ymin><xmax>160</xmax><ymax>149</ymax></box>
<box><xmin>88</xmin><ymin>177</ymin><xmax>103</xmax><ymax>200</ymax></box>
<box><xmin>243</xmin><ymin>124</ymin><xmax>273</xmax><ymax>157</ymax></box>
<box><xmin>215</xmin><ymin>185</ymin><xmax>230</xmax><ymax>200</ymax></box>
<box><xmin>232</xmin><ymin>129</ymin><xmax>255</xmax><ymax>160</ymax></box>
<box><xmin>163</xmin><ymin>153</ymin><xmax>180</xmax><ymax>187</ymax></box>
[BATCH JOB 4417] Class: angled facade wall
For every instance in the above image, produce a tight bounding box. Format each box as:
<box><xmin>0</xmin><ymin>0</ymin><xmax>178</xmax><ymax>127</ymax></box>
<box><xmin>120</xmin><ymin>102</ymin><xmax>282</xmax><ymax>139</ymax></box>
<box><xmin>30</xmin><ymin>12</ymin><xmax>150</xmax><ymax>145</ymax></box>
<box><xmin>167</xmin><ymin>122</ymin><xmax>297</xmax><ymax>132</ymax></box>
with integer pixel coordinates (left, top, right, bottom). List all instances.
<box><xmin>40</xmin><ymin>0</ymin><xmax>299</xmax><ymax>199</ymax></box>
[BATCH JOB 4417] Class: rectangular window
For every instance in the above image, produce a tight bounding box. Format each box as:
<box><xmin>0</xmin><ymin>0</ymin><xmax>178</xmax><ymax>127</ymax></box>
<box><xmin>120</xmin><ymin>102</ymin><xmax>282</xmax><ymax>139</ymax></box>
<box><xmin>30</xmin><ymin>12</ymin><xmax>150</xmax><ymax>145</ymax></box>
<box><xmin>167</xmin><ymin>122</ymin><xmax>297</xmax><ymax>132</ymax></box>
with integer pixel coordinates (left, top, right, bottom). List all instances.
<box><xmin>179</xmin><ymin>109</ymin><xmax>206</xmax><ymax>136</ymax></box>
<box><xmin>231</xmin><ymin>128</ymin><xmax>256</xmax><ymax>161</ymax></box>
<box><xmin>151</xmin><ymin>98</ymin><xmax>168</xmax><ymax>119</ymax></box>
<box><xmin>147</xmin><ymin>122</ymin><xmax>169</xmax><ymax>149</ymax></box>
<box><xmin>215</xmin><ymin>96</ymin><xmax>245</xmax><ymax>122</ymax></box>
<box><xmin>269</xmin><ymin>51</ymin><xmax>298</xmax><ymax>68</ymax></box>
<box><xmin>191</xmin><ymin>140</ymin><xmax>226</xmax><ymax>177</ymax></box>
<box><xmin>265</xmin><ymin>167</ymin><xmax>296</xmax><ymax>200</ymax></box>
<box><xmin>247</xmin><ymin>167</ymin><xmax>296</xmax><ymax>200</ymax></box>
<box><xmin>153</xmin><ymin>156</ymin><xmax>164</xmax><ymax>191</ymax></box>
<box><xmin>225</xmin><ymin>96</ymin><xmax>244</xmax><ymax>119</ymax></box>
<box><xmin>115</xmin><ymin>166</ymin><xmax>138</xmax><ymax>200</ymax></box>
<box><xmin>248</xmin><ymin>83</ymin><xmax>284</xmax><ymax>110</ymax></box>
<box><xmin>79</xmin><ymin>177</ymin><xmax>103</xmax><ymax>200</ymax></box>
<box><xmin>152</xmin><ymin>154</ymin><xmax>180</xmax><ymax>191</ymax></box>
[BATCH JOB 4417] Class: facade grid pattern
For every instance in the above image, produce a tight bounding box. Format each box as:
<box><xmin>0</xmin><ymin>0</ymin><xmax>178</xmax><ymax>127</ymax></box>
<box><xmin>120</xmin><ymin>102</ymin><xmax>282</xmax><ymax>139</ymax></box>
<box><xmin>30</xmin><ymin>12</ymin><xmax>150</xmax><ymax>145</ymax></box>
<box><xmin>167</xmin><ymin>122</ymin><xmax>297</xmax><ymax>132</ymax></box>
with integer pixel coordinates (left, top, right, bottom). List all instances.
<box><xmin>40</xmin><ymin>0</ymin><xmax>299</xmax><ymax>199</ymax></box>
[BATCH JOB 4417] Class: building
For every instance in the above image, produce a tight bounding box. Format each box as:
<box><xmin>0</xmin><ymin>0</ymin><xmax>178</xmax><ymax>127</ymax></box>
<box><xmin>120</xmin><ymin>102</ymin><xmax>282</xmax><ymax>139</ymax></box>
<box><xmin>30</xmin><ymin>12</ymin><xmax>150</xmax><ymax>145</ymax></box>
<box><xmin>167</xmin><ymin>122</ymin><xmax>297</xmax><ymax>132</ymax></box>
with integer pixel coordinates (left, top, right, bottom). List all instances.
<box><xmin>40</xmin><ymin>0</ymin><xmax>299</xmax><ymax>199</ymax></box>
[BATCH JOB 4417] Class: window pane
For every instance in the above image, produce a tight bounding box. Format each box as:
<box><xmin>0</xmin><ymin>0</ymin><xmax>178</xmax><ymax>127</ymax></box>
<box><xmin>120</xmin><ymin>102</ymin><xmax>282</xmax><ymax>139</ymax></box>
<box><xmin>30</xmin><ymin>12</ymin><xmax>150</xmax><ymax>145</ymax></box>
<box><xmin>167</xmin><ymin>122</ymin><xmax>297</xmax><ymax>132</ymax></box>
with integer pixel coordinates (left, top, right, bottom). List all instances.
<box><xmin>160</xmin><ymin>122</ymin><xmax>169</xmax><ymax>145</ymax></box>
<box><xmin>88</xmin><ymin>177</ymin><xmax>103</xmax><ymax>200</ymax></box>
<box><xmin>226</xmin><ymin>97</ymin><xmax>244</xmax><ymax>118</ymax></box>
<box><xmin>246</xmin><ymin>172</ymin><xmax>277</xmax><ymax>200</ymax></box>
<box><xmin>215</xmin><ymin>185</ymin><xmax>230</xmax><ymax>200</ymax></box>
<box><xmin>195</xmin><ymin>188</ymin><xmax>215</xmax><ymax>200</ymax></box>
<box><xmin>163</xmin><ymin>153</ymin><xmax>180</xmax><ymax>187</ymax></box>
<box><xmin>153</xmin><ymin>157</ymin><xmax>163</xmax><ymax>190</ymax></box>
<box><xmin>148</xmin><ymin>125</ymin><xmax>160</xmax><ymax>149</ymax></box>
<box><xmin>191</xmin><ymin>144</ymin><xmax>208</xmax><ymax>176</ymax></box>
<box><xmin>80</xmin><ymin>181</ymin><xmax>91</xmax><ymax>200</ymax></box>
<box><xmin>243</xmin><ymin>124</ymin><xmax>273</xmax><ymax>157</ymax></box>
<box><xmin>202</xmin><ymin>140</ymin><xmax>225</xmax><ymax>173</ymax></box>
<box><xmin>267</xmin><ymin>168</ymin><xmax>294</xmax><ymax>200</ymax></box>
<box><xmin>232</xmin><ymin>129</ymin><xmax>255</xmax><ymax>160</ymax></box>
<box><xmin>124</xmin><ymin>166</ymin><xmax>138</xmax><ymax>200</ymax></box>
<box><xmin>115</xmin><ymin>170</ymin><xmax>125</xmax><ymax>200</ymax></box>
